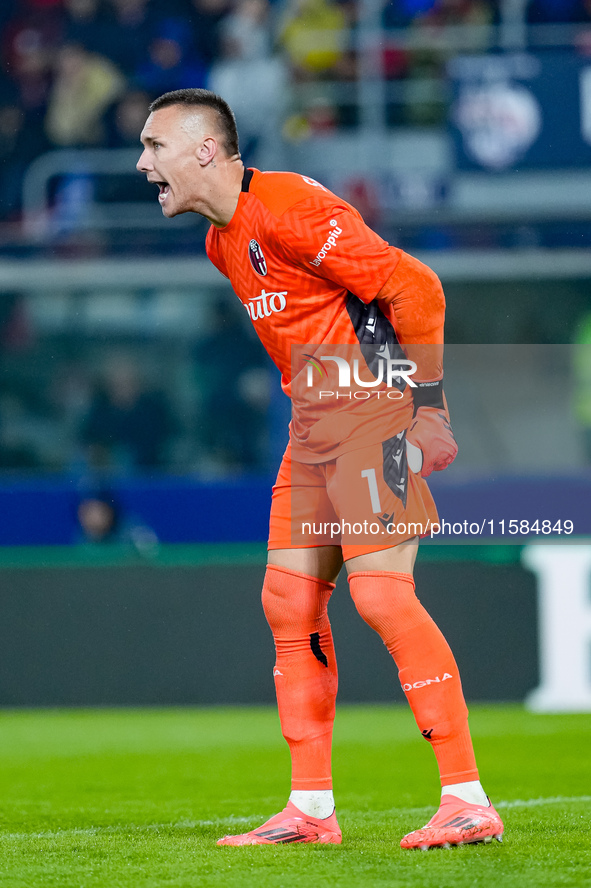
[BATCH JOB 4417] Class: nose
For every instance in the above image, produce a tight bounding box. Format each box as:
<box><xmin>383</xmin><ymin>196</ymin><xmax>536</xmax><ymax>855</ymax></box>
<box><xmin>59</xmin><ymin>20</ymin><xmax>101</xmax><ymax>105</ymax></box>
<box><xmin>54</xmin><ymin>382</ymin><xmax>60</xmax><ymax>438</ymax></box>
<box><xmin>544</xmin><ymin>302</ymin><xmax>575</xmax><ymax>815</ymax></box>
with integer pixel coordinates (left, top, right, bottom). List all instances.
<box><xmin>136</xmin><ymin>149</ymin><xmax>152</xmax><ymax>172</ymax></box>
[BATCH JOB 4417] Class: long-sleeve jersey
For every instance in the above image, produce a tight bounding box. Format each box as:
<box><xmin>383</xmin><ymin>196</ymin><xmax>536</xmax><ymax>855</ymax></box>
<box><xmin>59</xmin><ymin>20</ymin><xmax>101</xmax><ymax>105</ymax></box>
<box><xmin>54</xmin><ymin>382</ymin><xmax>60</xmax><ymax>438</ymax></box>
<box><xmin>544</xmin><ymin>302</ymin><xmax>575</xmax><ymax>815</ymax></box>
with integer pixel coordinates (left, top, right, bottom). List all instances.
<box><xmin>206</xmin><ymin>168</ymin><xmax>444</xmax><ymax>462</ymax></box>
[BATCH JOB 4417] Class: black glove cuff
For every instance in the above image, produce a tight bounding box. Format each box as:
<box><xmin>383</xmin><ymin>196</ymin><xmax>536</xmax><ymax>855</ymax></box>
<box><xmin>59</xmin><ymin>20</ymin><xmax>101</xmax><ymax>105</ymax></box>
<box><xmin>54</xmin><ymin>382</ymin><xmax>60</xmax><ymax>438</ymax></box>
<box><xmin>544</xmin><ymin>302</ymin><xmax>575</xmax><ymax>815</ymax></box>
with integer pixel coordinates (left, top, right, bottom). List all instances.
<box><xmin>411</xmin><ymin>379</ymin><xmax>445</xmax><ymax>415</ymax></box>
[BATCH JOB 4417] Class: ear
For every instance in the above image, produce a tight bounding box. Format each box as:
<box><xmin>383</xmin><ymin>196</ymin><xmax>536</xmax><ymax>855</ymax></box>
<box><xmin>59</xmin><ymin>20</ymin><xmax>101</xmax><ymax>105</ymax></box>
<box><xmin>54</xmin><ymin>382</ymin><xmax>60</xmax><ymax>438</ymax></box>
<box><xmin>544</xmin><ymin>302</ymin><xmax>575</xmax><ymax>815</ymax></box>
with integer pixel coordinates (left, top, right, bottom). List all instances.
<box><xmin>197</xmin><ymin>136</ymin><xmax>217</xmax><ymax>167</ymax></box>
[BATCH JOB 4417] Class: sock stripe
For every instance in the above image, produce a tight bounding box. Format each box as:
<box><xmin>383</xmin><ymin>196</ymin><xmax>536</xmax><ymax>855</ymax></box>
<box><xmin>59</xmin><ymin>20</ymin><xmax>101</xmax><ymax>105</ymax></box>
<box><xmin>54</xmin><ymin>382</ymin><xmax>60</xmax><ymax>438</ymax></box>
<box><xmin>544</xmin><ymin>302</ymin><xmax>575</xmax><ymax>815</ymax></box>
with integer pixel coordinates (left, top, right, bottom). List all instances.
<box><xmin>309</xmin><ymin>632</ymin><xmax>329</xmax><ymax>667</ymax></box>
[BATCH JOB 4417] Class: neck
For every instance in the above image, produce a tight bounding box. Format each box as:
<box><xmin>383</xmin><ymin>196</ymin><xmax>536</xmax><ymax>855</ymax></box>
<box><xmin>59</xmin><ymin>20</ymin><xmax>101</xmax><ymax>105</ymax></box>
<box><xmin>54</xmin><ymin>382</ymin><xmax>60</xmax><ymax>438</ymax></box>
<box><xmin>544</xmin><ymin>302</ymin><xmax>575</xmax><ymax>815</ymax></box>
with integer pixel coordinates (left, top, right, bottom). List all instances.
<box><xmin>201</xmin><ymin>156</ymin><xmax>245</xmax><ymax>228</ymax></box>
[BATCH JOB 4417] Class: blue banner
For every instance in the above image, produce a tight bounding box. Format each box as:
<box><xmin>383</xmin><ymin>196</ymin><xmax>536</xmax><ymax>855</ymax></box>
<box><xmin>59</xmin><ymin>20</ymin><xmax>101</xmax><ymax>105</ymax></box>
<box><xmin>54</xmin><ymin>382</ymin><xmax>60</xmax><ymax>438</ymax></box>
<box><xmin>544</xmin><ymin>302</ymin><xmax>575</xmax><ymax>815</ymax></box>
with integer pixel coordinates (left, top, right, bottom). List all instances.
<box><xmin>448</xmin><ymin>51</ymin><xmax>591</xmax><ymax>170</ymax></box>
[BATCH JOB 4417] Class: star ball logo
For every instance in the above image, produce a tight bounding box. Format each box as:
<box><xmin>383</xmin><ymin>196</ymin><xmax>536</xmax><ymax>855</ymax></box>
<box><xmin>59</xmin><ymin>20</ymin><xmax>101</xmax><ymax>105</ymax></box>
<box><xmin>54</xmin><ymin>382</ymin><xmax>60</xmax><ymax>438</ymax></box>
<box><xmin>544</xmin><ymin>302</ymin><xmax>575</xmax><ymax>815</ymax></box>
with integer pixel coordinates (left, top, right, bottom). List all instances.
<box><xmin>248</xmin><ymin>239</ymin><xmax>267</xmax><ymax>276</ymax></box>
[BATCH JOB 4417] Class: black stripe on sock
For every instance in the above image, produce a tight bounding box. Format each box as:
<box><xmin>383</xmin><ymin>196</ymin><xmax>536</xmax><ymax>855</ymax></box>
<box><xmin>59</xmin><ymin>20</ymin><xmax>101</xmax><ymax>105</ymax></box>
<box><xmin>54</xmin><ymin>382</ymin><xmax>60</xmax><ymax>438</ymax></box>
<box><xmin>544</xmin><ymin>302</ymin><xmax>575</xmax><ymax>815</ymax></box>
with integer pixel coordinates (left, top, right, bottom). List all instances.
<box><xmin>310</xmin><ymin>632</ymin><xmax>328</xmax><ymax>667</ymax></box>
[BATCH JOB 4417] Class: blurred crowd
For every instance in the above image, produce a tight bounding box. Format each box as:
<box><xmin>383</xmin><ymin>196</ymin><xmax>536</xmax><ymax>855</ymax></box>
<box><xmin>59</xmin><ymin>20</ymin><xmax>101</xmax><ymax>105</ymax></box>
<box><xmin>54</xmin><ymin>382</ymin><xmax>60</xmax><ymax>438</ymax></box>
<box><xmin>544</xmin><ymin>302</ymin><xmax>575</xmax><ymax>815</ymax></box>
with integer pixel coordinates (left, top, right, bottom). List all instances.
<box><xmin>1</xmin><ymin>0</ymin><xmax>590</xmax><ymax>481</ymax></box>
<box><xmin>2</xmin><ymin>0</ymin><xmax>589</xmax><ymax>222</ymax></box>
<box><xmin>2</xmin><ymin>284</ymin><xmax>591</xmax><ymax>483</ymax></box>
<box><xmin>0</xmin><ymin>290</ymin><xmax>276</xmax><ymax>476</ymax></box>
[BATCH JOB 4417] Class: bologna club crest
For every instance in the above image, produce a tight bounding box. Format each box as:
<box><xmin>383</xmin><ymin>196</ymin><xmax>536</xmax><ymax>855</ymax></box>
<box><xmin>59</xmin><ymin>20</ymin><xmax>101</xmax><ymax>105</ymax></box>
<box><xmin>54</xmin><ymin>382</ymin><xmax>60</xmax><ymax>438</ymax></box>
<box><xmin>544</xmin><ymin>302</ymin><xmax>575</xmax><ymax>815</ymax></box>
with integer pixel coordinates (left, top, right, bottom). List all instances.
<box><xmin>248</xmin><ymin>239</ymin><xmax>267</xmax><ymax>276</ymax></box>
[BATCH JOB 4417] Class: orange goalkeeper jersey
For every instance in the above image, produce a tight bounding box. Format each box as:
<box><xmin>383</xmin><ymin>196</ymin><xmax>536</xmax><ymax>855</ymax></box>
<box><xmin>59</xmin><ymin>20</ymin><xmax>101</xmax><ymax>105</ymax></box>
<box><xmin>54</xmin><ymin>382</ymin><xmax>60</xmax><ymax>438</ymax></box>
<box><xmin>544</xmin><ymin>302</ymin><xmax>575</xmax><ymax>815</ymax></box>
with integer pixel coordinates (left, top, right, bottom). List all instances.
<box><xmin>206</xmin><ymin>168</ymin><xmax>419</xmax><ymax>462</ymax></box>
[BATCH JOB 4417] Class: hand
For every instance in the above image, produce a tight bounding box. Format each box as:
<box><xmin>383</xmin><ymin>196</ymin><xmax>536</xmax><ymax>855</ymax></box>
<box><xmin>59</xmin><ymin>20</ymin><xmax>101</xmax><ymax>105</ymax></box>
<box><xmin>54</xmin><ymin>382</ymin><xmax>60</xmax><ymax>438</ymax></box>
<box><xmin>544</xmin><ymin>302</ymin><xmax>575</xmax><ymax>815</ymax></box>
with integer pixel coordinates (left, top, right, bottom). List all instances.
<box><xmin>406</xmin><ymin>406</ymin><xmax>458</xmax><ymax>478</ymax></box>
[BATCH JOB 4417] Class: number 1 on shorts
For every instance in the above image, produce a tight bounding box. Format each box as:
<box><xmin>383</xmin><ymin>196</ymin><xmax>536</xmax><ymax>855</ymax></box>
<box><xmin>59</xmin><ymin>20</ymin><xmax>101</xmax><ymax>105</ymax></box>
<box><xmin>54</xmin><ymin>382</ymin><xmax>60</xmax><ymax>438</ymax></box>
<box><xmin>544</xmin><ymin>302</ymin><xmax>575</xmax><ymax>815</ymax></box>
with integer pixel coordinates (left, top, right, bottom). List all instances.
<box><xmin>361</xmin><ymin>468</ymin><xmax>382</xmax><ymax>514</ymax></box>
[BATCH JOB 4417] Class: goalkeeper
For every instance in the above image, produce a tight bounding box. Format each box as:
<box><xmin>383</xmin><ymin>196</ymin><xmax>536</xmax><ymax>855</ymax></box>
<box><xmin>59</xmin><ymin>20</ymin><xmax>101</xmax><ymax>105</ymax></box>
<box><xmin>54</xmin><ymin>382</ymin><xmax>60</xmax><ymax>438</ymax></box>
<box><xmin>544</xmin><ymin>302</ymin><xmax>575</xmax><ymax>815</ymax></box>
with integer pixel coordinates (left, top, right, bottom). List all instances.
<box><xmin>137</xmin><ymin>88</ymin><xmax>504</xmax><ymax>849</ymax></box>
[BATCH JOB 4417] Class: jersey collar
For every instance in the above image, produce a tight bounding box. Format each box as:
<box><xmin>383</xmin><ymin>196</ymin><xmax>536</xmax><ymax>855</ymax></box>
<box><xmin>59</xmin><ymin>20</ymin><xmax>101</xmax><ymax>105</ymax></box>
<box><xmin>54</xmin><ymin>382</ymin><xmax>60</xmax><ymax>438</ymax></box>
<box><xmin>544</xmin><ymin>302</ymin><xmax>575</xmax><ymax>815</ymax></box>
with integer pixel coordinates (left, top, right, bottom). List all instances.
<box><xmin>215</xmin><ymin>168</ymin><xmax>257</xmax><ymax>232</ymax></box>
<box><xmin>241</xmin><ymin>168</ymin><xmax>254</xmax><ymax>192</ymax></box>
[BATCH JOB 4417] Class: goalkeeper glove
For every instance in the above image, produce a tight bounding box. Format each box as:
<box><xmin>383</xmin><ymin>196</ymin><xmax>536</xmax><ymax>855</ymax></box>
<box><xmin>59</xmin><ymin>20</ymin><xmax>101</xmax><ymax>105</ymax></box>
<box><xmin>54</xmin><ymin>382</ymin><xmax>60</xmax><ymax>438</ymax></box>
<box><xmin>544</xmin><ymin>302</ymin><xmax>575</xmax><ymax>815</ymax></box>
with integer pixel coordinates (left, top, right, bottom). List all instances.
<box><xmin>406</xmin><ymin>380</ymin><xmax>458</xmax><ymax>478</ymax></box>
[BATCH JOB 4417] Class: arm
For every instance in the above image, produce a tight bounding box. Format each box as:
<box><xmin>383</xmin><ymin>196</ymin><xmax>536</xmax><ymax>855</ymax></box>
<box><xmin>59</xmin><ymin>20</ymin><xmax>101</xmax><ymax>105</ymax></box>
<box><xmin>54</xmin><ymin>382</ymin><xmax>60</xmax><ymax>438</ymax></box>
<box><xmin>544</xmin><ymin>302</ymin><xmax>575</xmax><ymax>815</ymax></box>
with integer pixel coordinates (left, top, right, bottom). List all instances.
<box><xmin>377</xmin><ymin>252</ymin><xmax>457</xmax><ymax>477</ymax></box>
<box><xmin>376</xmin><ymin>250</ymin><xmax>444</xmax><ymax>383</ymax></box>
<box><xmin>277</xmin><ymin>192</ymin><xmax>457</xmax><ymax>475</ymax></box>
<box><xmin>277</xmin><ymin>197</ymin><xmax>398</xmax><ymax>302</ymax></box>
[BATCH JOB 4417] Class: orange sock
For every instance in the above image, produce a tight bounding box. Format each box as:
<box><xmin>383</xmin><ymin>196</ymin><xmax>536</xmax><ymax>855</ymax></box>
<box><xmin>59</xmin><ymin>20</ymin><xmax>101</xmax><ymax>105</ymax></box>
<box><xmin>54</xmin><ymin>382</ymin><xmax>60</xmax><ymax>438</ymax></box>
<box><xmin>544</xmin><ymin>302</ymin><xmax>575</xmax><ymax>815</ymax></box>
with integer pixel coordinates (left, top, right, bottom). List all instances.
<box><xmin>262</xmin><ymin>564</ymin><xmax>338</xmax><ymax>790</ymax></box>
<box><xmin>348</xmin><ymin>571</ymin><xmax>478</xmax><ymax>785</ymax></box>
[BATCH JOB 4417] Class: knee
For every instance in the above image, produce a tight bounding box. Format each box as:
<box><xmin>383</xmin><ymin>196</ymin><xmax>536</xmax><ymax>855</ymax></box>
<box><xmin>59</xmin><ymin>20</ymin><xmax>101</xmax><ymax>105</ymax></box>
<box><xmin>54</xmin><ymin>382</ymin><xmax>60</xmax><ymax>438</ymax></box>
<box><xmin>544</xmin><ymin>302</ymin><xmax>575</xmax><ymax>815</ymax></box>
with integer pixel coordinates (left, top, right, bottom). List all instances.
<box><xmin>348</xmin><ymin>584</ymin><xmax>389</xmax><ymax>634</ymax></box>
<box><xmin>261</xmin><ymin>573</ymin><xmax>293</xmax><ymax>631</ymax></box>
<box><xmin>348</xmin><ymin>570</ymin><xmax>422</xmax><ymax>636</ymax></box>
<box><xmin>262</xmin><ymin>564</ymin><xmax>334</xmax><ymax>635</ymax></box>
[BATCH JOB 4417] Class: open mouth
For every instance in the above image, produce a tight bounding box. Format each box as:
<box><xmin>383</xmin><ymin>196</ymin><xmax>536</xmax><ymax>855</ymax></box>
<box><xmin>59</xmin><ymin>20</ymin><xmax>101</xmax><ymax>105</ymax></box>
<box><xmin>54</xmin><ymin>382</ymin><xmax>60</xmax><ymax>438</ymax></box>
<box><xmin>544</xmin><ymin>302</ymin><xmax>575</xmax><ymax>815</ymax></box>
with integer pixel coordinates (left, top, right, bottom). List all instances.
<box><xmin>155</xmin><ymin>181</ymin><xmax>170</xmax><ymax>203</ymax></box>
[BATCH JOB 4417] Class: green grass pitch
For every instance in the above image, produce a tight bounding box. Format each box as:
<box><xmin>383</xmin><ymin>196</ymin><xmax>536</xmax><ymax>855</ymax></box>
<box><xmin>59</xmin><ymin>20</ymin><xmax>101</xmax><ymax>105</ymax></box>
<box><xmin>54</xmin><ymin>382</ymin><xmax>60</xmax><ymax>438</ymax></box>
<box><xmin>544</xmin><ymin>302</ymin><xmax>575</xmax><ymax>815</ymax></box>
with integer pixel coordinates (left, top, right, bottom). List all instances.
<box><xmin>0</xmin><ymin>705</ymin><xmax>589</xmax><ymax>887</ymax></box>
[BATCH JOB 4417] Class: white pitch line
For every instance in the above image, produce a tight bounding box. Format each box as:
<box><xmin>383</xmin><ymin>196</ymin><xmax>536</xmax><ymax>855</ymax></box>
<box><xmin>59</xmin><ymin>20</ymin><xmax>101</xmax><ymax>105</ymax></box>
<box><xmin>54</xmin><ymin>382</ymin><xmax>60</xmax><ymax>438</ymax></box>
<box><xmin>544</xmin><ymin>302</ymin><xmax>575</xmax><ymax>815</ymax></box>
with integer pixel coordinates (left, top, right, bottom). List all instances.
<box><xmin>0</xmin><ymin>817</ymin><xmax>260</xmax><ymax>842</ymax></box>
<box><xmin>496</xmin><ymin>795</ymin><xmax>591</xmax><ymax>809</ymax></box>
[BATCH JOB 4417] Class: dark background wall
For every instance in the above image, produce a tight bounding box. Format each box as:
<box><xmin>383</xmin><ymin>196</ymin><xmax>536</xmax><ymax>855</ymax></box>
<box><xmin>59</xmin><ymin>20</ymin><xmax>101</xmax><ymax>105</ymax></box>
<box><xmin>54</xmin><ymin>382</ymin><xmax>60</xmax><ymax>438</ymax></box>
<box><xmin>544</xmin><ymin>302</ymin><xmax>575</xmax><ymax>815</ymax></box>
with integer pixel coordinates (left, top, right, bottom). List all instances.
<box><xmin>0</xmin><ymin>553</ymin><xmax>538</xmax><ymax>706</ymax></box>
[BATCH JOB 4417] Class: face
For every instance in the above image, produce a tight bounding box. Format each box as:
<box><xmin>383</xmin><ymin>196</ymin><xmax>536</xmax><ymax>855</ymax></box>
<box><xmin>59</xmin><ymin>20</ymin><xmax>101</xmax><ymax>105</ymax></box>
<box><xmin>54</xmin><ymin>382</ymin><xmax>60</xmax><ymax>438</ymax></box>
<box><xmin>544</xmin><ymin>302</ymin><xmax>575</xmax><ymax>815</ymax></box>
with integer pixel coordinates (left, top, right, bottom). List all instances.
<box><xmin>78</xmin><ymin>499</ymin><xmax>116</xmax><ymax>540</ymax></box>
<box><xmin>137</xmin><ymin>105</ymin><xmax>208</xmax><ymax>217</ymax></box>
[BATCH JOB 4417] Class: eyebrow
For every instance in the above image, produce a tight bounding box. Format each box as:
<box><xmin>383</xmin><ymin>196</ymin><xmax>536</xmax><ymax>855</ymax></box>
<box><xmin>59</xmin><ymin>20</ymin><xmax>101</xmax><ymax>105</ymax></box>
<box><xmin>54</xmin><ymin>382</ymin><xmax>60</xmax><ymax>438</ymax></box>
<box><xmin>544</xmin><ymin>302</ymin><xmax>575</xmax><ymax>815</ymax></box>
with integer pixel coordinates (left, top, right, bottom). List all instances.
<box><xmin>140</xmin><ymin>134</ymin><xmax>163</xmax><ymax>146</ymax></box>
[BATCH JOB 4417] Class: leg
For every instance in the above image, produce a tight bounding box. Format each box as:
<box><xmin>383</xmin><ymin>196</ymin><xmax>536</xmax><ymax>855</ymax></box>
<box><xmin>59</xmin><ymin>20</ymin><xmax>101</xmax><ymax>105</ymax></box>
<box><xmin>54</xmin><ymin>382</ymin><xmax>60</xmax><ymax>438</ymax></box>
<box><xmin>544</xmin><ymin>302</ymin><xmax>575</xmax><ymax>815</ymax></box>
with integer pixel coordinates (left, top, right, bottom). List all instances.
<box><xmin>217</xmin><ymin>546</ymin><xmax>343</xmax><ymax>846</ymax></box>
<box><xmin>217</xmin><ymin>446</ymin><xmax>345</xmax><ymax>845</ymax></box>
<box><xmin>266</xmin><ymin>546</ymin><xmax>342</xmax><ymax>792</ymax></box>
<box><xmin>346</xmin><ymin>541</ymin><xmax>503</xmax><ymax>848</ymax></box>
<box><xmin>347</xmin><ymin>540</ymin><xmax>478</xmax><ymax>786</ymax></box>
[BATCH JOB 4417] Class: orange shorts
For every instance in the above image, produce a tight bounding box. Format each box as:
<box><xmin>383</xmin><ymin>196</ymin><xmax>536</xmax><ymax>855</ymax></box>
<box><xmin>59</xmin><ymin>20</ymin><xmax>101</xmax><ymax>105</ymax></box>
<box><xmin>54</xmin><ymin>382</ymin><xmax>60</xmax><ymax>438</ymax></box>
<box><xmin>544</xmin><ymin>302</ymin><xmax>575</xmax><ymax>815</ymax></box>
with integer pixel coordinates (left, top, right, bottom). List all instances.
<box><xmin>268</xmin><ymin>432</ymin><xmax>439</xmax><ymax>561</ymax></box>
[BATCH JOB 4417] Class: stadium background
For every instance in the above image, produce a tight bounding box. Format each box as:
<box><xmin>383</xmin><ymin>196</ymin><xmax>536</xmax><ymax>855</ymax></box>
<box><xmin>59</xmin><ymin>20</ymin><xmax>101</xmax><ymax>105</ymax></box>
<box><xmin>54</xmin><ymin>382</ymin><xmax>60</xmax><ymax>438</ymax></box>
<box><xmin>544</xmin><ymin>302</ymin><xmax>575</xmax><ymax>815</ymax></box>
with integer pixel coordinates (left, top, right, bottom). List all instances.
<box><xmin>1</xmin><ymin>0</ymin><xmax>591</xmax><ymax>710</ymax></box>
